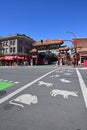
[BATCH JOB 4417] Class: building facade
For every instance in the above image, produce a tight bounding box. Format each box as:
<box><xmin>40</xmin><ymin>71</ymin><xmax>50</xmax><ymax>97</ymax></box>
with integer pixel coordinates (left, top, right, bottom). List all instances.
<box><xmin>0</xmin><ymin>34</ymin><xmax>70</xmax><ymax>66</ymax></box>
<box><xmin>0</xmin><ymin>34</ymin><xmax>35</xmax><ymax>65</ymax></box>
<box><xmin>30</xmin><ymin>40</ymin><xmax>70</xmax><ymax>65</ymax></box>
<box><xmin>73</xmin><ymin>38</ymin><xmax>87</xmax><ymax>64</ymax></box>
<box><xmin>30</xmin><ymin>39</ymin><xmax>64</xmax><ymax>65</ymax></box>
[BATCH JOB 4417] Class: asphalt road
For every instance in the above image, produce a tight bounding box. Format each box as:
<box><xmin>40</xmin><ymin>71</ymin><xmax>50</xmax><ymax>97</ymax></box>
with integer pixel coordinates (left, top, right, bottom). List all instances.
<box><xmin>0</xmin><ymin>65</ymin><xmax>87</xmax><ymax>130</ymax></box>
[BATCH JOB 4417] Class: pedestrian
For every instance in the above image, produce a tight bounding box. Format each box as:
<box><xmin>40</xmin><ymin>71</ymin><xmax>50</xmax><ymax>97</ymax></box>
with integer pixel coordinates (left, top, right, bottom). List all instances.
<box><xmin>73</xmin><ymin>59</ymin><xmax>76</xmax><ymax>67</ymax></box>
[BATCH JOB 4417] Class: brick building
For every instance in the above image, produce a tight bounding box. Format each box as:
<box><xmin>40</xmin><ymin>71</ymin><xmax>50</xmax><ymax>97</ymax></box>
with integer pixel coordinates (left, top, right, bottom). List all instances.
<box><xmin>73</xmin><ymin>38</ymin><xmax>87</xmax><ymax>64</ymax></box>
<box><xmin>0</xmin><ymin>34</ymin><xmax>35</xmax><ymax>65</ymax></box>
<box><xmin>1</xmin><ymin>33</ymin><xmax>87</xmax><ymax>66</ymax></box>
<box><xmin>0</xmin><ymin>35</ymin><xmax>65</xmax><ymax>66</ymax></box>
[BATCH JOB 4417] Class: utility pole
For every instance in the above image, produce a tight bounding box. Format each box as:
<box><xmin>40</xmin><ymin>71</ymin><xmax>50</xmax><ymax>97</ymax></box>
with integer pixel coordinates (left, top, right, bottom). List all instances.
<box><xmin>66</xmin><ymin>32</ymin><xmax>78</xmax><ymax>67</ymax></box>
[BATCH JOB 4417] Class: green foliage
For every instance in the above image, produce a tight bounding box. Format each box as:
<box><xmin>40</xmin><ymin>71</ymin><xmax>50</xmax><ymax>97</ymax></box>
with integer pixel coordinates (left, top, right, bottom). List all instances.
<box><xmin>51</xmin><ymin>53</ymin><xmax>58</xmax><ymax>62</ymax></box>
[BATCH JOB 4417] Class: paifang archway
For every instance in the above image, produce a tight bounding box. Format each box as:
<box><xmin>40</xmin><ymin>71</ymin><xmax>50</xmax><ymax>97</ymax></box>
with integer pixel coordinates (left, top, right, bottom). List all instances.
<box><xmin>30</xmin><ymin>39</ymin><xmax>70</xmax><ymax>65</ymax></box>
<box><xmin>63</xmin><ymin>32</ymin><xmax>78</xmax><ymax>67</ymax></box>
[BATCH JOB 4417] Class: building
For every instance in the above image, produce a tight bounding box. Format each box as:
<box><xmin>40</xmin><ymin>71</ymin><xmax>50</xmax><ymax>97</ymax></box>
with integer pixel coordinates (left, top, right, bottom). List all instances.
<box><xmin>30</xmin><ymin>39</ymin><xmax>64</xmax><ymax>65</ymax></box>
<box><xmin>73</xmin><ymin>38</ymin><xmax>87</xmax><ymax>64</ymax></box>
<box><xmin>58</xmin><ymin>46</ymin><xmax>70</xmax><ymax>65</ymax></box>
<box><xmin>0</xmin><ymin>33</ymin><xmax>35</xmax><ymax>66</ymax></box>
<box><xmin>0</xmin><ymin>34</ymin><xmax>70</xmax><ymax>66</ymax></box>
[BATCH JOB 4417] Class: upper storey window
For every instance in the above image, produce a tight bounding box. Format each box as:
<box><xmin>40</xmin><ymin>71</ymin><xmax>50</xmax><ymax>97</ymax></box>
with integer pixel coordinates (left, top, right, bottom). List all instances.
<box><xmin>10</xmin><ymin>40</ymin><xmax>16</xmax><ymax>45</ymax></box>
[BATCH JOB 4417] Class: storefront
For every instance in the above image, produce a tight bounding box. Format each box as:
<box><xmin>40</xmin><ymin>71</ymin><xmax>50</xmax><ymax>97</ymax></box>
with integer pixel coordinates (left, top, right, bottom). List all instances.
<box><xmin>0</xmin><ymin>55</ymin><xmax>30</xmax><ymax>66</ymax></box>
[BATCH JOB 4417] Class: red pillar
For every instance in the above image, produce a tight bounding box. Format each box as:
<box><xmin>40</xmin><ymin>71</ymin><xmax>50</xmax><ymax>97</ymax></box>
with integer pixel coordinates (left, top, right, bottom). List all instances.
<box><xmin>58</xmin><ymin>52</ymin><xmax>61</xmax><ymax>65</ymax></box>
<box><xmin>73</xmin><ymin>40</ymin><xmax>78</xmax><ymax>67</ymax></box>
<box><xmin>66</xmin><ymin>51</ymin><xmax>68</xmax><ymax>66</ymax></box>
<box><xmin>75</xmin><ymin>53</ymin><xmax>78</xmax><ymax>67</ymax></box>
<box><xmin>36</xmin><ymin>55</ymin><xmax>39</xmax><ymax>65</ymax></box>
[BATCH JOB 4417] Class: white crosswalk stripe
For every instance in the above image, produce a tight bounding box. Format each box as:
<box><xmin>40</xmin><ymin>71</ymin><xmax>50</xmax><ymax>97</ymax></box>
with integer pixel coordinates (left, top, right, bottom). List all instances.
<box><xmin>0</xmin><ymin>79</ymin><xmax>20</xmax><ymax>84</ymax></box>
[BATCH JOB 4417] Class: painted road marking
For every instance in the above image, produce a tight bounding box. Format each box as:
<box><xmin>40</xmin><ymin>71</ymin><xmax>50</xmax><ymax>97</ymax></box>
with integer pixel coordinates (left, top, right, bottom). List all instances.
<box><xmin>0</xmin><ymin>79</ymin><xmax>20</xmax><ymax>84</ymax></box>
<box><xmin>59</xmin><ymin>78</ymin><xmax>71</xmax><ymax>83</ymax></box>
<box><xmin>49</xmin><ymin>75</ymin><xmax>59</xmax><ymax>78</ymax></box>
<box><xmin>79</xmin><ymin>68</ymin><xmax>87</xmax><ymax>70</ymax></box>
<box><xmin>0</xmin><ymin>68</ymin><xmax>58</xmax><ymax>104</ymax></box>
<box><xmin>66</xmin><ymin>69</ymin><xmax>73</xmax><ymax>72</ymax></box>
<box><xmin>38</xmin><ymin>81</ymin><xmax>53</xmax><ymax>87</ymax></box>
<box><xmin>9</xmin><ymin>81</ymin><xmax>14</xmax><ymax>83</ymax></box>
<box><xmin>3</xmin><ymin>80</ymin><xmax>8</xmax><ymax>82</ymax></box>
<box><xmin>14</xmin><ymin>82</ymin><xmax>19</xmax><ymax>84</ymax></box>
<box><xmin>50</xmin><ymin>89</ymin><xmax>78</xmax><ymax>99</ymax></box>
<box><xmin>49</xmin><ymin>75</ymin><xmax>54</xmax><ymax>78</ymax></box>
<box><xmin>55</xmin><ymin>75</ymin><xmax>59</xmax><ymax>77</ymax></box>
<box><xmin>9</xmin><ymin>94</ymin><xmax>38</xmax><ymax>108</ymax></box>
<box><xmin>64</xmin><ymin>73</ymin><xmax>72</xmax><ymax>75</ymax></box>
<box><xmin>76</xmin><ymin>68</ymin><xmax>87</xmax><ymax>109</ymax></box>
<box><xmin>0</xmin><ymin>81</ymin><xmax>14</xmax><ymax>90</ymax></box>
<box><xmin>56</xmin><ymin>70</ymin><xmax>63</xmax><ymax>73</ymax></box>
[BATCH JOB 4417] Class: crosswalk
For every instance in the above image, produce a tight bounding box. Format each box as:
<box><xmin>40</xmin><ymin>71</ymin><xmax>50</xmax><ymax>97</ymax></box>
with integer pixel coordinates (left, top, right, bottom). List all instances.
<box><xmin>8</xmin><ymin>67</ymin><xmax>79</xmax><ymax>108</ymax></box>
<box><xmin>0</xmin><ymin>67</ymin><xmax>87</xmax><ymax>110</ymax></box>
<box><xmin>0</xmin><ymin>79</ymin><xmax>19</xmax><ymax>84</ymax></box>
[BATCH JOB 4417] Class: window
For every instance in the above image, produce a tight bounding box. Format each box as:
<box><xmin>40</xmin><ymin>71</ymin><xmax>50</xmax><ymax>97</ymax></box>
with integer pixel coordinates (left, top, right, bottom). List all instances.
<box><xmin>18</xmin><ymin>47</ymin><xmax>23</xmax><ymax>52</ymax></box>
<box><xmin>6</xmin><ymin>48</ymin><xmax>9</xmax><ymax>53</ymax></box>
<box><xmin>18</xmin><ymin>40</ymin><xmax>23</xmax><ymax>46</ymax></box>
<box><xmin>2</xmin><ymin>48</ymin><xmax>5</xmax><ymax>54</ymax></box>
<box><xmin>10</xmin><ymin>47</ymin><xmax>16</xmax><ymax>53</ymax></box>
<box><xmin>6</xmin><ymin>41</ymin><xmax>8</xmax><ymax>46</ymax></box>
<box><xmin>13</xmin><ymin>47</ymin><xmax>16</xmax><ymax>53</ymax></box>
<box><xmin>9</xmin><ymin>40</ymin><xmax>16</xmax><ymax>45</ymax></box>
<box><xmin>10</xmin><ymin>48</ymin><xmax>13</xmax><ymax>53</ymax></box>
<box><xmin>10</xmin><ymin>40</ymin><xmax>13</xmax><ymax>45</ymax></box>
<box><xmin>2</xmin><ymin>42</ymin><xmax>5</xmax><ymax>46</ymax></box>
<box><xmin>13</xmin><ymin>40</ymin><xmax>15</xmax><ymax>45</ymax></box>
<box><xmin>2</xmin><ymin>41</ymin><xmax>8</xmax><ymax>46</ymax></box>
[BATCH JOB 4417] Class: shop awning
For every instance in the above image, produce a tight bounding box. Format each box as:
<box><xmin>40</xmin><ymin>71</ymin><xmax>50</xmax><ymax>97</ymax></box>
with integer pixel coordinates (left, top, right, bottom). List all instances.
<box><xmin>0</xmin><ymin>57</ymin><xmax>5</xmax><ymax>60</ymax></box>
<box><xmin>4</xmin><ymin>56</ymin><xmax>14</xmax><ymax>60</ymax></box>
<box><xmin>0</xmin><ymin>56</ymin><xmax>15</xmax><ymax>60</ymax></box>
<box><xmin>0</xmin><ymin>56</ymin><xmax>28</xmax><ymax>60</ymax></box>
<box><xmin>15</xmin><ymin>56</ymin><xmax>24</xmax><ymax>60</ymax></box>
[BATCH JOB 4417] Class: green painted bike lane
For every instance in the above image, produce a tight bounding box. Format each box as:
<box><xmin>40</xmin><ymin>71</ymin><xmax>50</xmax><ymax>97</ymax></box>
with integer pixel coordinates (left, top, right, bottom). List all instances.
<box><xmin>0</xmin><ymin>81</ymin><xmax>14</xmax><ymax>90</ymax></box>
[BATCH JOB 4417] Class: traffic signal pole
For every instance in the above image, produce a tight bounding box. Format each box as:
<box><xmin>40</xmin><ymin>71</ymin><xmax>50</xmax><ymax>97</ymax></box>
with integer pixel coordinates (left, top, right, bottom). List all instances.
<box><xmin>65</xmin><ymin>32</ymin><xmax>78</xmax><ymax>67</ymax></box>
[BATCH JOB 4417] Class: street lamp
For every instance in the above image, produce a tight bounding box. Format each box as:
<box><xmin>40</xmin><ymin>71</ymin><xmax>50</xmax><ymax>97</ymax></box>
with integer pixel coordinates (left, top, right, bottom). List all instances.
<box><xmin>66</xmin><ymin>32</ymin><xmax>78</xmax><ymax>67</ymax></box>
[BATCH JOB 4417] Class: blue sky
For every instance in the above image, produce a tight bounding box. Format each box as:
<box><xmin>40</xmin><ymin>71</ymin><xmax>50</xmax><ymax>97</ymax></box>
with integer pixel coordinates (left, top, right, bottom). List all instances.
<box><xmin>0</xmin><ymin>0</ymin><xmax>87</xmax><ymax>47</ymax></box>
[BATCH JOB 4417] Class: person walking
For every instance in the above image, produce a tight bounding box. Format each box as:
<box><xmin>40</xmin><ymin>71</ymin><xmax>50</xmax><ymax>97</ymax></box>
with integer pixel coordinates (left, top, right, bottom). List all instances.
<box><xmin>73</xmin><ymin>58</ymin><xmax>76</xmax><ymax>67</ymax></box>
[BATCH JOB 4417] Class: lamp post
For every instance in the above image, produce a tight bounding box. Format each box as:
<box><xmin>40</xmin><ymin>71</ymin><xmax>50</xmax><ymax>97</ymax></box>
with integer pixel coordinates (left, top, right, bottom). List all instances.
<box><xmin>58</xmin><ymin>52</ymin><xmax>61</xmax><ymax>65</ymax></box>
<box><xmin>66</xmin><ymin>32</ymin><xmax>78</xmax><ymax>67</ymax></box>
<box><xmin>65</xmin><ymin>51</ymin><xmax>68</xmax><ymax>66</ymax></box>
